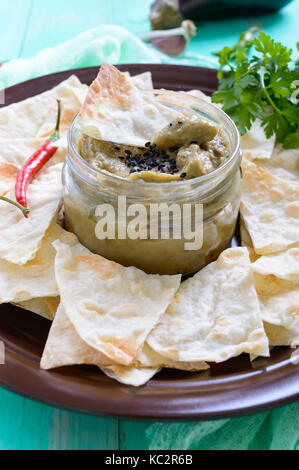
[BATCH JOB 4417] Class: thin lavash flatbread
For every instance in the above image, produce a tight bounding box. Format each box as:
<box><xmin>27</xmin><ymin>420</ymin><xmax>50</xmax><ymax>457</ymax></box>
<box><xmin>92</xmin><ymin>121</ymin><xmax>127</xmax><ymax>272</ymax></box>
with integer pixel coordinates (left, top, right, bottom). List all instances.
<box><xmin>0</xmin><ymin>138</ymin><xmax>67</xmax><ymax>169</ymax></box>
<box><xmin>15</xmin><ymin>296</ymin><xmax>60</xmax><ymax>321</ymax></box>
<box><xmin>254</xmin><ymin>145</ymin><xmax>299</xmax><ymax>182</ymax></box>
<box><xmin>42</xmin><ymin>305</ymin><xmax>159</xmax><ymax>386</ymax></box>
<box><xmin>185</xmin><ymin>89</ymin><xmax>212</xmax><ymax>103</ymax></box>
<box><xmin>125</xmin><ymin>71</ymin><xmax>154</xmax><ymax>91</ymax></box>
<box><xmin>264</xmin><ymin>322</ymin><xmax>299</xmax><ymax>348</ymax></box>
<box><xmin>0</xmin><ymin>221</ymin><xmax>67</xmax><ymax>303</ymax></box>
<box><xmin>53</xmin><ymin>239</ymin><xmax>181</xmax><ymax>366</ymax></box>
<box><xmin>251</xmin><ymin>251</ymin><xmax>299</xmax><ymax>347</ymax></box>
<box><xmin>147</xmin><ymin>247</ymin><xmax>269</xmax><ymax>362</ymax></box>
<box><xmin>252</xmin><ymin>248</ymin><xmax>299</xmax><ymax>283</ymax></box>
<box><xmin>77</xmin><ymin>62</ymin><xmax>186</xmax><ymax>147</ymax></box>
<box><xmin>254</xmin><ymin>276</ymin><xmax>299</xmax><ymax>347</ymax></box>
<box><xmin>41</xmin><ymin>304</ymin><xmax>209</xmax><ymax>372</ymax></box>
<box><xmin>241</xmin><ymin>119</ymin><xmax>275</xmax><ymax>161</ymax></box>
<box><xmin>100</xmin><ymin>366</ymin><xmax>158</xmax><ymax>386</ymax></box>
<box><xmin>41</xmin><ymin>303</ymin><xmax>119</xmax><ymax>368</ymax></box>
<box><xmin>240</xmin><ymin>215</ymin><xmax>253</xmax><ymax>248</ymax></box>
<box><xmin>0</xmin><ymin>75</ymin><xmax>88</xmax><ymax>140</ymax></box>
<box><xmin>0</xmin><ymin>162</ymin><xmax>63</xmax><ymax>265</ymax></box>
<box><xmin>240</xmin><ymin>166</ymin><xmax>299</xmax><ymax>255</ymax></box>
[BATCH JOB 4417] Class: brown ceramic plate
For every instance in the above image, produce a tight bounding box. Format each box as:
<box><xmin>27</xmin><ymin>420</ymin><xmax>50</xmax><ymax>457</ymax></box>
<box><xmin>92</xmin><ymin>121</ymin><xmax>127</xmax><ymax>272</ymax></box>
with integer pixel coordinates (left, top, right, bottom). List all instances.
<box><xmin>0</xmin><ymin>65</ymin><xmax>298</xmax><ymax>420</ymax></box>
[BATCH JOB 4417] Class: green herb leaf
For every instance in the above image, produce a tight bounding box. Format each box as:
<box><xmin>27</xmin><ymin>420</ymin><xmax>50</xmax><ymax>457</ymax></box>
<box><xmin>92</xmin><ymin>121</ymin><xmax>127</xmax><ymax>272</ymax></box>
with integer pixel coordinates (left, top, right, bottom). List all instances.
<box><xmin>212</xmin><ymin>29</ymin><xmax>299</xmax><ymax>148</ymax></box>
<box><xmin>283</xmin><ymin>132</ymin><xmax>299</xmax><ymax>149</ymax></box>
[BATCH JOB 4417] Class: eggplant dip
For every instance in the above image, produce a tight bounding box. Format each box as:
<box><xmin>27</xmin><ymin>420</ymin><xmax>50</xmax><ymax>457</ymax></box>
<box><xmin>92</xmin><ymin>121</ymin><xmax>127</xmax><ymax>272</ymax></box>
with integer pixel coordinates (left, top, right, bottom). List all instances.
<box><xmin>79</xmin><ymin>116</ymin><xmax>229</xmax><ymax>183</ymax></box>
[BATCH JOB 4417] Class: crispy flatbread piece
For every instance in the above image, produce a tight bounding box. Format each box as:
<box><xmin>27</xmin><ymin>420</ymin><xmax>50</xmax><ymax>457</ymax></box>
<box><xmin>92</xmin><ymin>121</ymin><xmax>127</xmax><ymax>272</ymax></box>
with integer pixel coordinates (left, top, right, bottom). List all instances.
<box><xmin>252</xmin><ymin>251</ymin><xmax>299</xmax><ymax>347</ymax></box>
<box><xmin>241</xmin><ymin>119</ymin><xmax>275</xmax><ymax>161</ymax></box>
<box><xmin>0</xmin><ymin>222</ymin><xmax>62</xmax><ymax>303</ymax></box>
<box><xmin>240</xmin><ymin>216</ymin><xmax>253</xmax><ymax>248</ymax></box>
<box><xmin>252</xmin><ymin>248</ymin><xmax>299</xmax><ymax>282</ymax></box>
<box><xmin>0</xmin><ymin>162</ymin><xmax>63</xmax><ymax>264</ymax></box>
<box><xmin>41</xmin><ymin>304</ymin><xmax>208</xmax><ymax>385</ymax></box>
<box><xmin>100</xmin><ymin>365</ymin><xmax>158</xmax><ymax>386</ymax></box>
<box><xmin>254</xmin><ymin>145</ymin><xmax>299</xmax><ymax>182</ymax></box>
<box><xmin>240</xmin><ymin>166</ymin><xmax>299</xmax><ymax>255</ymax></box>
<box><xmin>0</xmin><ymin>75</ymin><xmax>87</xmax><ymax>140</ymax></box>
<box><xmin>0</xmin><ymin>138</ymin><xmax>67</xmax><ymax>168</ymax></box>
<box><xmin>125</xmin><ymin>71</ymin><xmax>154</xmax><ymax>90</ymax></box>
<box><xmin>15</xmin><ymin>296</ymin><xmax>60</xmax><ymax>321</ymax></box>
<box><xmin>185</xmin><ymin>89</ymin><xmax>212</xmax><ymax>103</ymax></box>
<box><xmin>77</xmin><ymin>62</ymin><xmax>184</xmax><ymax>146</ymax></box>
<box><xmin>147</xmin><ymin>247</ymin><xmax>269</xmax><ymax>362</ymax></box>
<box><xmin>264</xmin><ymin>322</ymin><xmax>299</xmax><ymax>348</ymax></box>
<box><xmin>53</xmin><ymin>240</ymin><xmax>181</xmax><ymax>365</ymax></box>
<box><xmin>41</xmin><ymin>303</ymin><xmax>116</xmax><ymax>368</ymax></box>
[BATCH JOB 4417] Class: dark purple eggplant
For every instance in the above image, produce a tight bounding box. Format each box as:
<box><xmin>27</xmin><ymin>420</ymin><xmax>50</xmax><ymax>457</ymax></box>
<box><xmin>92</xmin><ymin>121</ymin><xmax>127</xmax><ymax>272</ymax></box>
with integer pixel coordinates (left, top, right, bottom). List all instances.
<box><xmin>150</xmin><ymin>0</ymin><xmax>294</xmax><ymax>29</ymax></box>
<box><xmin>150</xmin><ymin>0</ymin><xmax>182</xmax><ymax>30</ymax></box>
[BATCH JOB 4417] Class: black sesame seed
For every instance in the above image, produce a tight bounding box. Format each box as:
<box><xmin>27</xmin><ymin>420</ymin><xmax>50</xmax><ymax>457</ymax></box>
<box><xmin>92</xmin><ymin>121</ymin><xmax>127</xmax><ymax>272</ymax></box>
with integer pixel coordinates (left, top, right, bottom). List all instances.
<box><xmin>145</xmin><ymin>141</ymin><xmax>151</xmax><ymax>147</ymax></box>
<box><xmin>172</xmin><ymin>168</ymin><xmax>179</xmax><ymax>173</ymax></box>
<box><xmin>125</xmin><ymin>149</ymin><xmax>132</xmax><ymax>156</ymax></box>
<box><xmin>114</xmin><ymin>145</ymin><xmax>120</xmax><ymax>151</ymax></box>
<box><xmin>119</xmin><ymin>156</ymin><xmax>124</xmax><ymax>160</ymax></box>
<box><xmin>129</xmin><ymin>168</ymin><xmax>136</xmax><ymax>173</ymax></box>
<box><xmin>177</xmin><ymin>121</ymin><xmax>183</xmax><ymax>125</ymax></box>
<box><xmin>169</xmin><ymin>123</ymin><xmax>173</xmax><ymax>127</ymax></box>
<box><xmin>180</xmin><ymin>172</ymin><xmax>187</xmax><ymax>178</ymax></box>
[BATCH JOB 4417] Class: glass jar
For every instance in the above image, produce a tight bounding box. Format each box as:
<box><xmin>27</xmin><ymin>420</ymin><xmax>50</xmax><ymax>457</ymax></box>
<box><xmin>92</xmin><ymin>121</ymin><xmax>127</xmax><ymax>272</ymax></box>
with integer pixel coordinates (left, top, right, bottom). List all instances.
<box><xmin>63</xmin><ymin>92</ymin><xmax>242</xmax><ymax>275</ymax></box>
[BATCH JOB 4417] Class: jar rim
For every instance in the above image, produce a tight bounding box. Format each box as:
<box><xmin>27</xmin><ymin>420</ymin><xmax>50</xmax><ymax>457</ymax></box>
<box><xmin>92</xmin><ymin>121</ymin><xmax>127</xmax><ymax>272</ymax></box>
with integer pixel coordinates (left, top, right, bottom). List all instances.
<box><xmin>67</xmin><ymin>91</ymin><xmax>241</xmax><ymax>189</ymax></box>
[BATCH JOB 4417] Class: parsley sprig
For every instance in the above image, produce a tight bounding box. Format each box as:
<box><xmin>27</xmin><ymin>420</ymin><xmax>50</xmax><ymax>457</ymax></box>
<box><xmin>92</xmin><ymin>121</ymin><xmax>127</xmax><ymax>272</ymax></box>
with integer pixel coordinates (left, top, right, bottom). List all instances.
<box><xmin>212</xmin><ymin>28</ymin><xmax>299</xmax><ymax>149</ymax></box>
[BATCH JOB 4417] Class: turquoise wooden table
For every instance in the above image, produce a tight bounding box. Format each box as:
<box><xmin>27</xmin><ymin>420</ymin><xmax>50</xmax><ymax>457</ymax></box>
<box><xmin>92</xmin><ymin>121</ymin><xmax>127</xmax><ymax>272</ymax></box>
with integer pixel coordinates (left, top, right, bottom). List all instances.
<box><xmin>0</xmin><ymin>0</ymin><xmax>298</xmax><ymax>451</ymax></box>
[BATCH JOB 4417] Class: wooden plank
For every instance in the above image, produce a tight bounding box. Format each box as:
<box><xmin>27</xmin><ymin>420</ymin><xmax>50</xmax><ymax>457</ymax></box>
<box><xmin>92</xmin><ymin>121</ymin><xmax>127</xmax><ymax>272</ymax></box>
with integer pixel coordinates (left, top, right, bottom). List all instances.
<box><xmin>0</xmin><ymin>0</ymin><xmax>32</xmax><ymax>61</ymax></box>
<box><xmin>0</xmin><ymin>388</ymin><xmax>118</xmax><ymax>450</ymax></box>
<box><xmin>120</xmin><ymin>420</ymin><xmax>152</xmax><ymax>450</ymax></box>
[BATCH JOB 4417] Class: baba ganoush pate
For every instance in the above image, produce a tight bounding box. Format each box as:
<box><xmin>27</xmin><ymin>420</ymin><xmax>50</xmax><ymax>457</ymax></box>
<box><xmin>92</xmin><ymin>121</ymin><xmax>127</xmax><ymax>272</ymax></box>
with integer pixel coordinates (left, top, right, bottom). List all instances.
<box><xmin>79</xmin><ymin>115</ymin><xmax>230</xmax><ymax>183</ymax></box>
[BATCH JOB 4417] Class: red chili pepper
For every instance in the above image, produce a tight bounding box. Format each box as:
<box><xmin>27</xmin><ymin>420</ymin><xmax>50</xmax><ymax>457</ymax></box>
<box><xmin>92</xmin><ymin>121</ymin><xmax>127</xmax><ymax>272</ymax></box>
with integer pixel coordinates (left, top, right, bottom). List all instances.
<box><xmin>15</xmin><ymin>99</ymin><xmax>61</xmax><ymax>217</ymax></box>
